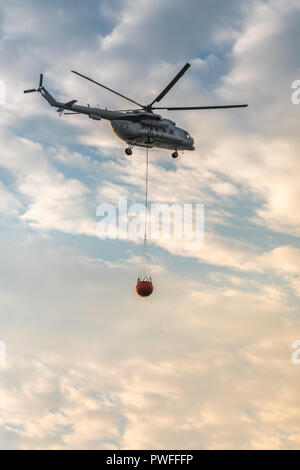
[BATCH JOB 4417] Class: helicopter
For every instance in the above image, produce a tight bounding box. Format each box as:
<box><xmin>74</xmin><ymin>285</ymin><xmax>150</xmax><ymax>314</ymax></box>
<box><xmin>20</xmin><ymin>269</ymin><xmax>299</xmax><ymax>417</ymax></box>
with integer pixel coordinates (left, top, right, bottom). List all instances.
<box><xmin>24</xmin><ymin>63</ymin><xmax>248</xmax><ymax>158</ymax></box>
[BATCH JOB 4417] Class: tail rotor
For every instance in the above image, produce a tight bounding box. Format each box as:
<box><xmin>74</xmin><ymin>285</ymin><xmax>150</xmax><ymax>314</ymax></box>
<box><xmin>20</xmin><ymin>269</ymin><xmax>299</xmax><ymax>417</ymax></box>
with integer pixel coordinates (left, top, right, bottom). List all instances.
<box><xmin>24</xmin><ymin>74</ymin><xmax>43</xmax><ymax>94</ymax></box>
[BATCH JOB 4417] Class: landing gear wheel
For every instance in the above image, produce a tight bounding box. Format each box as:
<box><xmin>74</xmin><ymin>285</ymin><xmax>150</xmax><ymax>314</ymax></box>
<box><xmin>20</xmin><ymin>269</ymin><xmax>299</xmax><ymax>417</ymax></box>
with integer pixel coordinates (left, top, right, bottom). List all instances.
<box><xmin>172</xmin><ymin>151</ymin><xmax>178</xmax><ymax>159</ymax></box>
<box><xmin>147</xmin><ymin>137</ymin><xmax>154</xmax><ymax>144</ymax></box>
<box><xmin>125</xmin><ymin>147</ymin><xmax>132</xmax><ymax>156</ymax></box>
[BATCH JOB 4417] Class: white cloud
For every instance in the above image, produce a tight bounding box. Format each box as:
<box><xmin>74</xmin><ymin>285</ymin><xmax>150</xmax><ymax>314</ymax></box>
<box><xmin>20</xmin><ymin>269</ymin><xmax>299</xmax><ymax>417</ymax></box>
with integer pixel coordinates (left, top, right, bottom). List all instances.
<box><xmin>0</xmin><ymin>133</ymin><xmax>96</xmax><ymax>235</ymax></box>
<box><xmin>0</xmin><ymin>238</ymin><xmax>298</xmax><ymax>450</ymax></box>
<box><xmin>0</xmin><ymin>181</ymin><xmax>22</xmax><ymax>216</ymax></box>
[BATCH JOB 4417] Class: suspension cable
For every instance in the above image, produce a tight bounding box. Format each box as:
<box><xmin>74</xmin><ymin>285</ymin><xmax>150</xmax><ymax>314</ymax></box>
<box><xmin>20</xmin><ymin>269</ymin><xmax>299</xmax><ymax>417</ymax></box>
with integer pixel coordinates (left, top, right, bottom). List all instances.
<box><xmin>136</xmin><ymin>146</ymin><xmax>153</xmax><ymax>295</ymax></box>
<box><xmin>144</xmin><ymin>146</ymin><xmax>149</xmax><ymax>241</ymax></box>
<box><xmin>139</xmin><ymin>146</ymin><xmax>151</xmax><ymax>282</ymax></box>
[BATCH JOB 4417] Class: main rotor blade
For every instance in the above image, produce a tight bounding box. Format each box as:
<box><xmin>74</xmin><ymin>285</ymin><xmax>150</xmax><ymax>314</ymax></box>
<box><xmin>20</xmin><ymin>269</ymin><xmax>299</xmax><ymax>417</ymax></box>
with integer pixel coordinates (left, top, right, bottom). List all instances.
<box><xmin>114</xmin><ymin>109</ymin><xmax>140</xmax><ymax>112</ymax></box>
<box><xmin>149</xmin><ymin>63</ymin><xmax>191</xmax><ymax>107</ymax></box>
<box><xmin>71</xmin><ymin>70</ymin><xmax>144</xmax><ymax>108</ymax></box>
<box><xmin>152</xmin><ymin>104</ymin><xmax>248</xmax><ymax>110</ymax></box>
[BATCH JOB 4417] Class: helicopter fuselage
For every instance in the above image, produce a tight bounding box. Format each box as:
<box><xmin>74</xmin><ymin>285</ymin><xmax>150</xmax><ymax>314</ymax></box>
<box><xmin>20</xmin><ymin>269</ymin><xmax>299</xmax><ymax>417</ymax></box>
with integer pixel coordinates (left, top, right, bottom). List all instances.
<box><xmin>110</xmin><ymin>113</ymin><xmax>194</xmax><ymax>151</ymax></box>
<box><xmin>36</xmin><ymin>87</ymin><xmax>194</xmax><ymax>154</ymax></box>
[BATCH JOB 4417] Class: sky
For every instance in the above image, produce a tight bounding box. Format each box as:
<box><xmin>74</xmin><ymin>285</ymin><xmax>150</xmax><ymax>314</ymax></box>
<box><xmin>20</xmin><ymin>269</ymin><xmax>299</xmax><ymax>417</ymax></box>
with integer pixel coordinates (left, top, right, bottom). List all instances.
<box><xmin>0</xmin><ymin>0</ymin><xmax>300</xmax><ymax>450</ymax></box>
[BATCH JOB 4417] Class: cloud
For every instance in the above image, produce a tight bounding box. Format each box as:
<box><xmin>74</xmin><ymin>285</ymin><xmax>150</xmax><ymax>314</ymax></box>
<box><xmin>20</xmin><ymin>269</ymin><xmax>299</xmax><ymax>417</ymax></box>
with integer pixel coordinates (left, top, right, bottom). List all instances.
<box><xmin>2</xmin><ymin>0</ymin><xmax>299</xmax><ymax>241</ymax></box>
<box><xmin>0</xmin><ymin>132</ymin><xmax>96</xmax><ymax>235</ymax></box>
<box><xmin>0</xmin><ymin>180</ymin><xmax>22</xmax><ymax>216</ymax></box>
<box><xmin>0</xmin><ymin>237</ymin><xmax>298</xmax><ymax>450</ymax></box>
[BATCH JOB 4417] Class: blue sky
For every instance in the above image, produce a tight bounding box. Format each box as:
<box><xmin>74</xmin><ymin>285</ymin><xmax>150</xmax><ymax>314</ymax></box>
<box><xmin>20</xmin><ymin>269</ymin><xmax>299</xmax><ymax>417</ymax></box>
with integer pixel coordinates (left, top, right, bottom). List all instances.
<box><xmin>0</xmin><ymin>0</ymin><xmax>300</xmax><ymax>449</ymax></box>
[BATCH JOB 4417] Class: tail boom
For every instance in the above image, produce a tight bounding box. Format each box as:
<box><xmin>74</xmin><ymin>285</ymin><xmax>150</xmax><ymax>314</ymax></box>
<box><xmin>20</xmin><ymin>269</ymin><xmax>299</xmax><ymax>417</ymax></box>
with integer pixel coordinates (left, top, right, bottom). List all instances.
<box><xmin>24</xmin><ymin>73</ymin><xmax>135</xmax><ymax>121</ymax></box>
